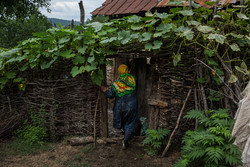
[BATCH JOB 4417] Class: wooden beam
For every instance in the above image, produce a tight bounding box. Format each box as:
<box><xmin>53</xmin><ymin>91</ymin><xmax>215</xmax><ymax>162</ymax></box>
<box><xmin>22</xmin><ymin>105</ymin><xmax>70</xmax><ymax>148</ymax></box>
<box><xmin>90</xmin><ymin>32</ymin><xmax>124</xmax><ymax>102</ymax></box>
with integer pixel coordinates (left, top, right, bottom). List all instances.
<box><xmin>148</xmin><ymin>99</ymin><xmax>168</xmax><ymax>107</ymax></box>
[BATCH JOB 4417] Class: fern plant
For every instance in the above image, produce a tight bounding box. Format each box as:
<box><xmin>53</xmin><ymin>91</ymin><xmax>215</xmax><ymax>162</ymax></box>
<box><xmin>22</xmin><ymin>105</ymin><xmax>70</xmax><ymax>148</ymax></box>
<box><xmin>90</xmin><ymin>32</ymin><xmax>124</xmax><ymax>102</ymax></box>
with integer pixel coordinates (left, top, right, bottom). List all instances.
<box><xmin>174</xmin><ymin>108</ymin><xmax>242</xmax><ymax>167</ymax></box>
<box><xmin>142</xmin><ymin>128</ymin><xmax>170</xmax><ymax>156</ymax></box>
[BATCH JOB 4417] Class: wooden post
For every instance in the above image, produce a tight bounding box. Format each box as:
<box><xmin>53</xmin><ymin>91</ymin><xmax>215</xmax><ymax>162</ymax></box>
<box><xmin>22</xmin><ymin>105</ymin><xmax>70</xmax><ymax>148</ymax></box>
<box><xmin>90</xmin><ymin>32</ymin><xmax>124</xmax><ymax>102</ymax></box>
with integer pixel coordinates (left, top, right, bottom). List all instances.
<box><xmin>78</xmin><ymin>0</ymin><xmax>85</xmax><ymax>26</ymax></box>
<box><xmin>100</xmin><ymin>65</ymin><xmax>108</xmax><ymax>138</ymax></box>
<box><xmin>70</xmin><ymin>19</ymin><xmax>74</xmax><ymax>29</ymax></box>
<box><xmin>213</xmin><ymin>0</ymin><xmax>219</xmax><ymax>17</ymax></box>
<box><xmin>240</xmin><ymin>0</ymin><xmax>244</xmax><ymax>13</ymax></box>
<box><xmin>189</xmin><ymin>0</ymin><xmax>192</xmax><ymax>10</ymax></box>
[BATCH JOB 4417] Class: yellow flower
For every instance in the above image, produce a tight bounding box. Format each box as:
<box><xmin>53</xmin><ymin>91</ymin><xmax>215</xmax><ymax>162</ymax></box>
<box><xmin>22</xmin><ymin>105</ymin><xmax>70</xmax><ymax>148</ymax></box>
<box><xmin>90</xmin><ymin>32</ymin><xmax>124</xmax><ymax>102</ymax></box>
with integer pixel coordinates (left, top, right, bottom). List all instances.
<box><xmin>19</xmin><ymin>83</ymin><xmax>23</xmax><ymax>88</ymax></box>
<box><xmin>217</xmin><ymin>28</ymin><xmax>220</xmax><ymax>31</ymax></box>
<box><xmin>26</xmin><ymin>58</ymin><xmax>29</xmax><ymax>61</ymax></box>
<box><xmin>45</xmin><ymin>49</ymin><xmax>49</xmax><ymax>52</ymax></box>
<box><xmin>211</xmin><ymin>69</ymin><xmax>216</xmax><ymax>75</ymax></box>
<box><xmin>52</xmin><ymin>55</ymin><xmax>54</xmax><ymax>59</ymax></box>
<box><xmin>82</xmin><ymin>67</ymin><xmax>85</xmax><ymax>73</ymax></box>
<box><xmin>91</xmin><ymin>71</ymin><xmax>94</xmax><ymax>76</ymax></box>
<box><xmin>70</xmin><ymin>42</ymin><xmax>73</xmax><ymax>46</ymax></box>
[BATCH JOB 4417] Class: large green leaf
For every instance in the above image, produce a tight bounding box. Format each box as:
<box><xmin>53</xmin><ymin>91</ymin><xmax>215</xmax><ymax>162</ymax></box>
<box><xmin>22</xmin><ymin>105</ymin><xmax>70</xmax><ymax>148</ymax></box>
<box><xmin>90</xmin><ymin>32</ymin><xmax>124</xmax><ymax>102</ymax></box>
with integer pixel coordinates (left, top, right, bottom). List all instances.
<box><xmin>207</xmin><ymin>59</ymin><xmax>218</xmax><ymax>66</ymax></box>
<box><xmin>0</xmin><ymin>48</ymin><xmax>20</xmax><ymax>58</ymax></box>
<box><xmin>59</xmin><ymin>37</ymin><xmax>70</xmax><ymax>44</ymax></box>
<box><xmin>237</xmin><ymin>13</ymin><xmax>249</xmax><ymax>20</ymax></box>
<box><xmin>131</xmin><ymin>24</ymin><xmax>144</xmax><ymax>30</ymax></box>
<box><xmin>87</xmin><ymin>56</ymin><xmax>95</xmax><ymax>63</ymax></box>
<box><xmin>141</xmin><ymin>32</ymin><xmax>152</xmax><ymax>42</ymax></box>
<box><xmin>208</xmin><ymin>34</ymin><xmax>226</xmax><ymax>44</ymax></box>
<box><xmin>204</xmin><ymin>49</ymin><xmax>214</xmax><ymax>57</ymax></box>
<box><xmin>5</xmin><ymin>72</ymin><xmax>16</xmax><ymax>79</ymax></box>
<box><xmin>73</xmin><ymin>56</ymin><xmax>85</xmax><ymax>65</ymax></box>
<box><xmin>145</xmin><ymin>43</ymin><xmax>153</xmax><ymax>51</ymax></box>
<box><xmin>127</xmin><ymin>15</ymin><xmax>142</xmax><ymax>23</ymax></box>
<box><xmin>152</xmin><ymin>40</ymin><xmax>163</xmax><ymax>50</ymax></box>
<box><xmin>156</xmin><ymin>23</ymin><xmax>173</xmax><ymax>32</ymax></box>
<box><xmin>173</xmin><ymin>53</ymin><xmax>181</xmax><ymax>66</ymax></box>
<box><xmin>228</xmin><ymin>74</ymin><xmax>238</xmax><ymax>83</ymax></box>
<box><xmin>85</xmin><ymin>64</ymin><xmax>97</xmax><ymax>72</ymax></box>
<box><xmin>228</xmin><ymin>33</ymin><xmax>244</xmax><ymax>39</ymax></box>
<box><xmin>6</xmin><ymin>55</ymin><xmax>26</xmax><ymax>63</ymax></box>
<box><xmin>78</xmin><ymin>45</ymin><xmax>88</xmax><ymax>54</ymax></box>
<box><xmin>118</xmin><ymin>30</ymin><xmax>131</xmax><ymax>44</ymax></box>
<box><xmin>89</xmin><ymin>22</ymin><xmax>103</xmax><ymax>32</ymax></box>
<box><xmin>176</xmin><ymin>26</ymin><xmax>194</xmax><ymax>40</ymax></box>
<box><xmin>186</xmin><ymin>20</ymin><xmax>201</xmax><ymax>26</ymax></box>
<box><xmin>178</xmin><ymin>10</ymin><xmax>194</xmax><ymax>16</ymax></box>
<box><xmin>91</xmin><ymin>70</ymin><xmax>104</xmax><ymax>86</ymax></box>
<box><xmin>71</xmin><ymin>66</ymin><xmax>84</xmax><ymax>77</ymax></box>
<box><xmin>100</xmin><ymin>37</ymin><xmax>117</xmax><ymax>44</ymax></box>
<box><xmin>197</xmin><ymin>25</ymin><xmax>214</xmax><ymax>33</ymax></box>
<box><xmin>61</xmin><ymin>50</ymin><xmax>75</xmax><ymax>58</ymax></box>
<box><xmin>235</xmin><ymin>62</ymin><xmax>249</xmax><ymax>75</ymax></box>
<box><xmin>155</xmin><ymin>13</ymin><xmax>173</xmax><ymax>19</ymax></box>
<box><xmin>229</xmin><ymin>43</ymin><xmax>240</xmax><ymax>51</ymax></box>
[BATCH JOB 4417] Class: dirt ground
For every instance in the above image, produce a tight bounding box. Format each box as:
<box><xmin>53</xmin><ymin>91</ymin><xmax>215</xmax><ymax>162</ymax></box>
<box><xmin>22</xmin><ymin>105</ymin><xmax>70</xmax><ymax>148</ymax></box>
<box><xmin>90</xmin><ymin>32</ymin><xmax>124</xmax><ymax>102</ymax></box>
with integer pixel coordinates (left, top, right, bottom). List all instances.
<box><xmin>0</xmin><ymin>136</ymin><xmax>180</xmax><ymax>167</ymax></box>
<box><xmin>0</xmin><ymin>110</ymin><xmax>180</xmax><ymax>167</ymax></box>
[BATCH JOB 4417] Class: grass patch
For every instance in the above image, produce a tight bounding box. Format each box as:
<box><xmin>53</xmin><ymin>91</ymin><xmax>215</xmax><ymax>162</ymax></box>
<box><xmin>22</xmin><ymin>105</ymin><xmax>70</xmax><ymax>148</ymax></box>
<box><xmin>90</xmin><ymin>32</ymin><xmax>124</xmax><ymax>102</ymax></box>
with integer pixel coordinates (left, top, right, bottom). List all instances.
<box><xmin>0</xmin><ymin>138</ymin><xmax>53</xmax><ymax>160</ymax></box>
<box><xmin>82</xmin><ymin>144</ymin><xmax>94</xmax><ymax>154</ymax></box>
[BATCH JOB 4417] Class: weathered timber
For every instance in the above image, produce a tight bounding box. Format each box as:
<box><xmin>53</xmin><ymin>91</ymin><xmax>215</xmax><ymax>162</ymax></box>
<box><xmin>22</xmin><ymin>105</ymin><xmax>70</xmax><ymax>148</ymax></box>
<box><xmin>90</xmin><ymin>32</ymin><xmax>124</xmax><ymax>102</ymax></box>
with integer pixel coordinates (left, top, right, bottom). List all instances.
<box><xmin>148</xmin><ymin>99</ymin><xmax>168</xmax><ymax>107</ymax></box>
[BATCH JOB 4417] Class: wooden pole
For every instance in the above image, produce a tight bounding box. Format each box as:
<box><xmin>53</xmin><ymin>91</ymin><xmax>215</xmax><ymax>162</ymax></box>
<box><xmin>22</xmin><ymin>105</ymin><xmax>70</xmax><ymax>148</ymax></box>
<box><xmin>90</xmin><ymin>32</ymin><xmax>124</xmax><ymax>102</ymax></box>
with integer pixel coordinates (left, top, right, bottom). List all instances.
<box><xmin>162</xmin><ymin>84</ymin><xmax>194</xmax><ymax>157</ymax></box>
<box><xmin>213</xmin><ymin>0</ymin><xmax>219</xmax><ymax>17</ymax></box>
<box><xmin>78</xmin><ymin>0</ymin><xmax>85</xmax><ymax>26</ymax></box>
<box><xmin>93</xmin><ymin>90</ymin><xmax>100</xmax><ymax>147</ymax></box>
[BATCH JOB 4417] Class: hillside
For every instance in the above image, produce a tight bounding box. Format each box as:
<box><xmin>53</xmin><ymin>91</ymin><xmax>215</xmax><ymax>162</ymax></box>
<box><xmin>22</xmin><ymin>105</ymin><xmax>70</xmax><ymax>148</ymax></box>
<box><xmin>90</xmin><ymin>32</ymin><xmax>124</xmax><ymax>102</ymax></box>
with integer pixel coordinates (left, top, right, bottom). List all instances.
<box><xmin>48</xmin><ymin>18</ymin><xmax>80</xmax><ymax>27</ymax></box>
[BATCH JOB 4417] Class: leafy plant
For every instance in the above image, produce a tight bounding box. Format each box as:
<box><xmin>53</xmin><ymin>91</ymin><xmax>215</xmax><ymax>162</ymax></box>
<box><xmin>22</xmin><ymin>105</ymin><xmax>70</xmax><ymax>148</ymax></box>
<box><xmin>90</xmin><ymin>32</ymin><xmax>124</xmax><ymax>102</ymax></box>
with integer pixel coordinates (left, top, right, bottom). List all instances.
<box><xmin>142</xmin><ymin>128</ymin><xmax>170</xmax><ymax>156</ymax></box>
<box><xmin>174</xmin><ymin>109</ymin><xmax>242</xmax><ymax>167</ymax></box>
<box><xmin>15</xmin><ymin>107</ymin><xmax>47</xmax><ymax>145</ymax></box>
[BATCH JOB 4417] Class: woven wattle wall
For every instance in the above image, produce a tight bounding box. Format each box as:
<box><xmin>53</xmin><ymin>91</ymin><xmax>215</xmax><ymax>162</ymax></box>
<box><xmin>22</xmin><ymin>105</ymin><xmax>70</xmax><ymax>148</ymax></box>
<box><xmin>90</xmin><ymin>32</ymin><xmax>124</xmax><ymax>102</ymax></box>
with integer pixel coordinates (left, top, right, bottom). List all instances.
<box><xmin>157</xmin><ymin>55</ymin><xmax>195</xmax><ymax>143</ymax></box>
<box><xmin>0</xmin><ymin>61</ymin><xmax>100</xmax><ymax>140</ymax></box>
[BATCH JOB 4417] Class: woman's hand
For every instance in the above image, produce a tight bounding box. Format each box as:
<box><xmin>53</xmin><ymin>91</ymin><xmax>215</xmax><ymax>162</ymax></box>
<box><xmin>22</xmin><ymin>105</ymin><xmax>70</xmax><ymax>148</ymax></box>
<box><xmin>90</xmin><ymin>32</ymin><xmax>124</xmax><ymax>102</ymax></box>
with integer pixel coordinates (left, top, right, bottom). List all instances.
<box><xmin>101</xmin><ymin>86</ymin><xmax>108</xmax><ymax>92</ymax></box>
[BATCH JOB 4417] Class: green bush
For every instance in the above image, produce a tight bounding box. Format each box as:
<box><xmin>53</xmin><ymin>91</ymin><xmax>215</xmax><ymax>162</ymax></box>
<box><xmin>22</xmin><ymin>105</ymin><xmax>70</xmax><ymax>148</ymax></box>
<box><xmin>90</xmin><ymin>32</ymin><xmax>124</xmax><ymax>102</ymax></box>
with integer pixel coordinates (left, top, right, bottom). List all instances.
<box><xmin>15</xmin><ymin>108</ymin><xmax>47</xmax><ymax>145</ymax></box>
<box><xmin>142</xmin><ymin>128</ymin><xmax>170</xmax><ymax>156</ymax></box>
<box><xmin>174</xmin><ymin>108</ymin><xmax>242</xmax><ymax>167</ymax></box>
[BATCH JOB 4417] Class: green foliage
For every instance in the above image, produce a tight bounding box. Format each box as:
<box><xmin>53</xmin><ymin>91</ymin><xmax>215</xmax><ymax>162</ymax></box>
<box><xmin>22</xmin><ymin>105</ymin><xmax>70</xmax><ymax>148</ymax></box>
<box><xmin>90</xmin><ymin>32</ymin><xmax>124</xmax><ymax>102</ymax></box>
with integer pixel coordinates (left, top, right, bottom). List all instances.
<box><xmin>82</xmin><ymin>144</ymin><xmax>94</xmax><ymax>154</ymax></box>
<box><xmin>142</xmin><ymin>128</ymin><xmax>170</xmax><ymax>156</ymax></box>
<box><xmin>174</xmin><ymin>109</ymin><xmax>242</xmax><ymax>167</ymax></box>
<box><xmin>15</xmin><ymin>107</ymin><xmax>47</xmax><ymax>145</ymax></box>
<box><xmin>0</xmin><ymin>4</ymin><xmax>249</xmax><ymax>89</ymax></box>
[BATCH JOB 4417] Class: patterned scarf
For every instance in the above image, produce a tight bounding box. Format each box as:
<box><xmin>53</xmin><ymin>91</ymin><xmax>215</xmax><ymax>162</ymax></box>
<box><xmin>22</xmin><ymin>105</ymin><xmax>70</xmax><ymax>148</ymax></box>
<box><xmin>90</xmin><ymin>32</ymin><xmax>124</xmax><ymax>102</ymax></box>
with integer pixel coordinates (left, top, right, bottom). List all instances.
<box><xmin>112</xmin><ymin>73</ymin><xmax>136</xmax><ymax>97</ymax></box>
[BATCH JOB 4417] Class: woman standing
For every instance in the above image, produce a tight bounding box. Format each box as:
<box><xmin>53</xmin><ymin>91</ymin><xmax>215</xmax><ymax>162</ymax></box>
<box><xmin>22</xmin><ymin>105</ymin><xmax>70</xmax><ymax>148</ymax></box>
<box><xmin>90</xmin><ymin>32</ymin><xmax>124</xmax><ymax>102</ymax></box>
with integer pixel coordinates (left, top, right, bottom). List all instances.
<box><xmin>101</xmin><ymin>64</ymin><xmax>138</xmax><ymax>149</ymax></box>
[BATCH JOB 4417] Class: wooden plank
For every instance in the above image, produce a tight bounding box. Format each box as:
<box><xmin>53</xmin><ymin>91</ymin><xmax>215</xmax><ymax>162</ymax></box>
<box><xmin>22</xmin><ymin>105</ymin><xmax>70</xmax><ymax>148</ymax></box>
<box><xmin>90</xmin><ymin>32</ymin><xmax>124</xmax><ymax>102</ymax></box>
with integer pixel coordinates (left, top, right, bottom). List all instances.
<box><xmin>148</xmin><ymin>99</ymin><xmax>168</xmax><ymax>107</ymax></box>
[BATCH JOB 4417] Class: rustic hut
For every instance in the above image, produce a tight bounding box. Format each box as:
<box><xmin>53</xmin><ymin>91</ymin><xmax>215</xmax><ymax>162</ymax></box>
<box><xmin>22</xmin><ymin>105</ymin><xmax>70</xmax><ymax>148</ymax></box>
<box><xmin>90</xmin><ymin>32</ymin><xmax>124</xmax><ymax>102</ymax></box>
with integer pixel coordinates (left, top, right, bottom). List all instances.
<box><xmin>91</xmin><ymin>0</ymin><xmax>243</xmax><ymax>143</ymax></box>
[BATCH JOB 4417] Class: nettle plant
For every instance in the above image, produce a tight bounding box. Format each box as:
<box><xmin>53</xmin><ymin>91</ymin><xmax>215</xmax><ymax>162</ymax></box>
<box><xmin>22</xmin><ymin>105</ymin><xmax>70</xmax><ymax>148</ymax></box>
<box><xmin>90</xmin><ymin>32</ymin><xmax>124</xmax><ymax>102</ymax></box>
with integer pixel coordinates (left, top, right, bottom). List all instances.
<box><xmin>0</xmin><ymin>2</ymin><xmax>249</xmax><ymax>91</ymax></box>
<box><xmin>174</xmin><ymin>109</ymin><xmax>242</xmax><ymax>167</ymax></box>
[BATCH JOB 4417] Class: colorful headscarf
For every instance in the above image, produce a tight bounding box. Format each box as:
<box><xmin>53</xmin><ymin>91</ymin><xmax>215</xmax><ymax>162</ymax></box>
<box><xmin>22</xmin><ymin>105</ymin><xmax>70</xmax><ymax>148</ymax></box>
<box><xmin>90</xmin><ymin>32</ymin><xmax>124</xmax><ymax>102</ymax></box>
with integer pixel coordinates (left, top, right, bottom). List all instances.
<box><xmin>118</xmin><ymin>64</ymin><xmax>128</xmax><ymax>75</ymax></box>
<box><xmin>112</xmin><ymin>65</ymin><xmax>136</xmax><ymax>97</ymax></box>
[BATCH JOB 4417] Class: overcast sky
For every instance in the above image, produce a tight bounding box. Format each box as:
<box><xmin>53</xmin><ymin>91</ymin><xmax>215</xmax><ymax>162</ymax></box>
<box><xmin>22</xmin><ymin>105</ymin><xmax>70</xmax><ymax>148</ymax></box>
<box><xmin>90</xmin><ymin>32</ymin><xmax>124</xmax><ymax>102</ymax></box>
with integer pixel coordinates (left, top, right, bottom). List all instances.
<box><xmin>40</xmin><ymin>0</ymin><xmax>105</xmax><ymax>22</ymax></box>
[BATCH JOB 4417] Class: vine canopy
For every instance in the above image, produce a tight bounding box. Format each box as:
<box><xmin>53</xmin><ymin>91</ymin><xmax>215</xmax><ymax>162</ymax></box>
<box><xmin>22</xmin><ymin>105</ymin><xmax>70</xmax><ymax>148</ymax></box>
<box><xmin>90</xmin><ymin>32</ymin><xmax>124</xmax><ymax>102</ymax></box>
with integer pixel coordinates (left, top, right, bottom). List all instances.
<box><xmin>0</xmin><ymin>3</ymin><xmax>249</xmax><ymax>90</ymax></box>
